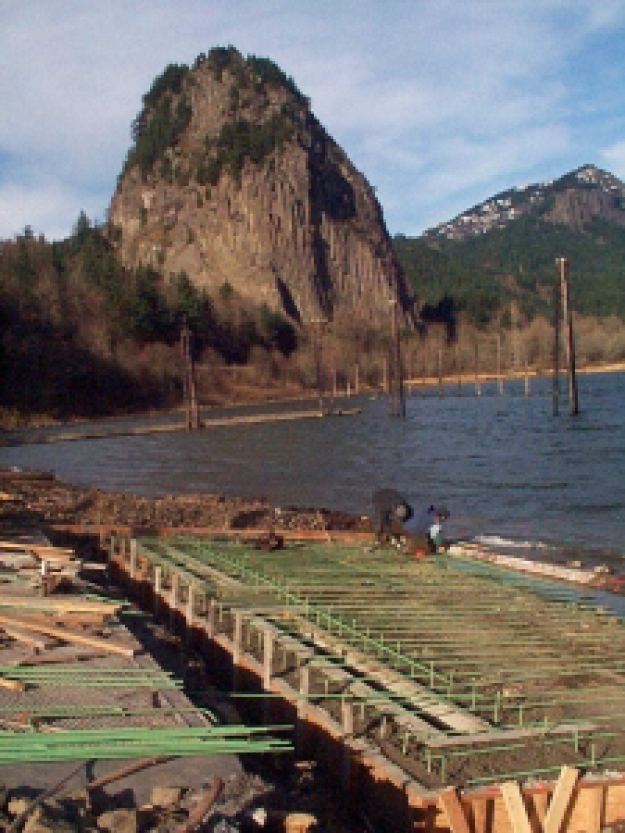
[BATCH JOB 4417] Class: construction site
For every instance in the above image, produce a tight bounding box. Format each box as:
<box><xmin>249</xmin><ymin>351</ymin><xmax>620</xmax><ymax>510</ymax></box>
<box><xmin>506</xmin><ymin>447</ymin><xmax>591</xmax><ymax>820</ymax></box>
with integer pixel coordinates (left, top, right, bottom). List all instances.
<box><xmin>110</xmin><ymin>536</ymin><xmax>625</xmax><ymax>833</ymax></box>
<box><xmin>101</xmin><ymin>528</ymin><xmax>625</xmax><ymax>832</ymax></box>
<box><xmin>0</xmin><ymin>467</ymin><xmax>624</xmax><ymax>832</ymax></box>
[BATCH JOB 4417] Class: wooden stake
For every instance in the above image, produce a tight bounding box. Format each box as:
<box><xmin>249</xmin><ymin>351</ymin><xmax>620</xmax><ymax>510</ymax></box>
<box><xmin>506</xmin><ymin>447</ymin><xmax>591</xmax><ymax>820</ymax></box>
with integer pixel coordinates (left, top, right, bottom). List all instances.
<box><xmin>544</xmin><ymin>766</ymin><xmax>579</xmax><ymax>833</ymax></box>
<box><xmin>500</xmin><ymin>781</ymin><xmax>533</xmax><ymax>833</ymax></box>
<box><xmin>439</xmin><ymin>787</ymin><xmax>471</xmax><ymax>833</ymax></box>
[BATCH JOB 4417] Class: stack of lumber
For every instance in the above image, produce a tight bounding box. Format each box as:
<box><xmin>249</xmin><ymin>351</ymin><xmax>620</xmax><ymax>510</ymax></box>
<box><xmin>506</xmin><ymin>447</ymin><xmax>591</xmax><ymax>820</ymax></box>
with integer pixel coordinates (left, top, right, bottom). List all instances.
<box><xmin>0</xmin><ymin>593</ymin><xmax>128</xmax><ymax>681</ymax></box>
<box><xmin>0</xmin><ymin>538</ymin><xmax>82</xmax><ymax>589</ymax></box>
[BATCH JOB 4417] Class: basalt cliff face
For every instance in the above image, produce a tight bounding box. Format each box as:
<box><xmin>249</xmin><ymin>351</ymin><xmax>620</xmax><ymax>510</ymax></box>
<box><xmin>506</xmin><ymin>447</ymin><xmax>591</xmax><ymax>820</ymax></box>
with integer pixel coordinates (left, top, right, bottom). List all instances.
<box><xmin>108</xmin><ymin>49</ymin><xmax>414</xmax><ymax>327</ymax></box>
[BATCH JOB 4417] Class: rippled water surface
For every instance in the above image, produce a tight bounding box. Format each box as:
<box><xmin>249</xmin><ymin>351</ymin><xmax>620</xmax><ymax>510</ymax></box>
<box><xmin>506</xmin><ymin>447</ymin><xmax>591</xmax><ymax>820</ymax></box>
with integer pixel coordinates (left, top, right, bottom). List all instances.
<box><xmin>2</xmin><ymin>372</ymin><xmax>624</xmax><ymax>565</ymax></box>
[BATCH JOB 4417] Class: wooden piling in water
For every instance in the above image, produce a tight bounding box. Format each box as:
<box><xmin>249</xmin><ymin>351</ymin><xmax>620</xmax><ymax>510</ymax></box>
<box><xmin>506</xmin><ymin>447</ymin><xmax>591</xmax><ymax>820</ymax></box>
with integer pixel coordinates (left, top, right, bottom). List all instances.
<box><xmin>180</xmin><ymin>322</ymin><xmax>199</xmax><ymax>430</ymax></box>
<box><xmin>389</xmin><ymin>299</ymin><xmax>406</xmax><ymax>417</ymax></box>
<box><xmin>558</xmin><ymin>257</ymin><xmax>579</xmax><ymax>415</ymax></box>
<box><xmin>553</xmin><ymin>268</ymin><xmax>561</xmax><ymax>417</ymax></box>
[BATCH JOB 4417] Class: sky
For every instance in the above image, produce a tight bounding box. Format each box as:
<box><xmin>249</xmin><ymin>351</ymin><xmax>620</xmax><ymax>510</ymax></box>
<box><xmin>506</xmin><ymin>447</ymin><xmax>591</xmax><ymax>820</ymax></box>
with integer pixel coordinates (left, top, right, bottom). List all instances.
<box><xmin>2</xmin><ymin>0</ymin><xmax>625</xmax><ymax>242</ymax></box>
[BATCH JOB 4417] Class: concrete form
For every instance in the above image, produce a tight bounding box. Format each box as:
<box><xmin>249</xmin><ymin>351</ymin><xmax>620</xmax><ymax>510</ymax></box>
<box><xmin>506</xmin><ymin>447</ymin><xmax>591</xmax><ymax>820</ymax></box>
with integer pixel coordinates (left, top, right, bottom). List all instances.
<box><xmin>108</xmin><ymin>532</ymin><xmax>625</xmax><ymax>832</ymax></box>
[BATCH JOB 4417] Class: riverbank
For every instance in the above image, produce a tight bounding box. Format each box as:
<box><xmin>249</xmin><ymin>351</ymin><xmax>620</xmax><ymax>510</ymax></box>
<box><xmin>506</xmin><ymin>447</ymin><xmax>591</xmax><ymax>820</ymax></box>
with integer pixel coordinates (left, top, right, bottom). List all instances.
<box><xmin>0</xmin><ymin>469</ymin><xmax>367</xmax><ymax>536</ymax></box>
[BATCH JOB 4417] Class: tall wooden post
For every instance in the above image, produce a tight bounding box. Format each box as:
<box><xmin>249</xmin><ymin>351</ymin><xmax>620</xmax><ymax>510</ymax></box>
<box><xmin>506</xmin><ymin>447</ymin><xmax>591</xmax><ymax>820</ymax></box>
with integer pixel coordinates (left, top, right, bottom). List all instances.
<box><xmin>510</xmin><ymin>301</ymin><xmax>519</xmax><ymax>377</ymax></box>
<box><xmin>558</xmin><ymin>257</ymin><xmax>579</xmax><ymax>415</ymax></box>
<box><xmin>552</xmin><ymin>265</ymin><xmax>561</xmax><ymax>417</ymax></box>
<box><xmin>388</xmin><ymin>299</ymin><xmax>405</xmax><ymax>417</ymax></box>
<box><xmin>180</xmin><ymin>322</ymin><xmax>199</xmax><ymax>430</ymax></box>
<box><xmin>438</xmin><ymin>340</ymin><xmax>444</xmax><ymax>399</ymax></box>
<box><xmin>474</xmin><ymin>339</ymin><xmax>482</xmax><ymax>396</ymax></box>
<box><xmin>311</xmin><ymin>319</ymin><xmax>325</xmax><ymax>412</ymax></box>
<box><xmin>497</xmin><ymin>332</ymin><xmax>504</xmax><ymax>395</ymax></box>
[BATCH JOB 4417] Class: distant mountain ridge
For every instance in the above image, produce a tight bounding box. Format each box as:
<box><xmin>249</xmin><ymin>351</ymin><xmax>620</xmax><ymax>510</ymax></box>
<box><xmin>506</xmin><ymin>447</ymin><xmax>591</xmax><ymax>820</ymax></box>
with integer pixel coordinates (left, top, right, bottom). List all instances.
<box><xmin>424</xmin><ymin>165</ymin><xmax>625</xmax><ymax>241</ymax></box>
<box><xmin>395</xmin><ymin>164</ymin><xmax>625</xmax><ymax>323</ymax></box>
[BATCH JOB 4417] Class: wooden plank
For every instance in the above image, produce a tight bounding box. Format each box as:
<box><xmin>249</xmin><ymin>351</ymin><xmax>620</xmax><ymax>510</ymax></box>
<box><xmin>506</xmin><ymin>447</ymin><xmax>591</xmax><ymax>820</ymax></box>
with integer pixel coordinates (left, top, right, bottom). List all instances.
<box><xmin>1</xmin><ymin>627</ymin><xmax>50</xmax><ymax>651</ymax></box>
<box><xmin>0</xmin><ymin>675</ymin><xmax>25</xmax><ymax>692</ymax></box>
<box><xmin>500</xmin><ymin>782</ymin><xmax>533</xmax><ymax>833</ymax></box>
<box><xmin>293</xmin><ymin>614</ymin><xmax>487</xmax><ymax>735</ymax></box>
<box><xmin>0</xmin><ymin>612</ymin><xmax>135</xmax><ymax>658</ymax></box>
<box><xmin>471</xmin><ymin>798</ymin><xmax>489</xmax><ymax>833</ymax></box>
<box><xmin>581</xmin><ymin>784</ymin><xmax>603</xmax><ymax>833</ymax></box>
<box><xmin>544</xmin><ymin>766</ymin><xmax>579</xmax><ymax>833</ymax></box>
<box><xmin>11</xmin><ymin>649</ymin><xmax>104</xmax><ymax>665</ymax></box>
<box><xmin>427</xmin><ymin>723</ymin><xmax>598</xmax><ymax>750</ymax></box>
<box><xmin>439</xmin><ymin>787</ymin><xmax>471</xmax><ymax>833</ymax></box>
<box><xmin>0</xmin><ymin>612</ymin><xmax>97</xmax><ymax>630</ymax></box>
<box><xmin>0</xmin><ymin>596</ymin><xmax>121</xmax><ymax>614</ymax></box>
<box><xmin>531</xmin><ymin>791</ymin><xmax>549</xmax><ymax>829</ymax></box>
<box><xmin>0</xmin><ymin>542</ymin><xmax>75</xmax><ymax>558</ymax></box>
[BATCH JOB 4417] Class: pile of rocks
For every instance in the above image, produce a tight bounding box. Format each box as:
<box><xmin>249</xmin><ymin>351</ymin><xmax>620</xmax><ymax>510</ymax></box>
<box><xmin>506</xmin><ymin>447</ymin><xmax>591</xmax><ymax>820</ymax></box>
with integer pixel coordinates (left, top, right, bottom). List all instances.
<box><xmin>1</xmin><ymin>776</ymin><xmax>318</xmax><ymax>832</ymax></box>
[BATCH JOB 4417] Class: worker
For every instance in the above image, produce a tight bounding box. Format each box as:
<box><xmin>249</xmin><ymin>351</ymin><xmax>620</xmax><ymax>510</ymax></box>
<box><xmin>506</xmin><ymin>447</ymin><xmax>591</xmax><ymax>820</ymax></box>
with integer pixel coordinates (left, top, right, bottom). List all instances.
<box><xmin>371</xmin><ymin>488</ymin><xmax>414</xmax><ymax>545</ymax></box>
<box><xmin>404</xmin><ymin>505</ymin><xmax>450</xmax><ymax>553</ymax></box>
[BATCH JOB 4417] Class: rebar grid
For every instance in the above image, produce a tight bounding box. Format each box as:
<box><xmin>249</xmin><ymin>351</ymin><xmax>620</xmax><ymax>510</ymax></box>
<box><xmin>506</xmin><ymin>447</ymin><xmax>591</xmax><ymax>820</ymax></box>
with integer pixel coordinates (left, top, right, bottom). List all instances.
<box><xmin>135</xmin><ymin>535</ymin><xmax>625</xmax><ymax>786</ymax></box>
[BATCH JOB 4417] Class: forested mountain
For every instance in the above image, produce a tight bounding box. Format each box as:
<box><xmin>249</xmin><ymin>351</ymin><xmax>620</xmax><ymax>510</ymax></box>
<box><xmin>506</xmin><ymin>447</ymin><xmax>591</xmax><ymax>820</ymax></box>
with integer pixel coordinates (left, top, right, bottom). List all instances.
<box><xmin>395</xmin><ymin>165</ymin><xmax>625</xmax><ymax>324</ymax></box>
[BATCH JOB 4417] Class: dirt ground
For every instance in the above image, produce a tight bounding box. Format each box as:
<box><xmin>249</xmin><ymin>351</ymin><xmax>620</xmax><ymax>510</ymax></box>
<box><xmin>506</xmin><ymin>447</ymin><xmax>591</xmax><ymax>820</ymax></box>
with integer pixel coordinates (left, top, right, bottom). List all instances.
<box><xmin>0</xmin><ymin>471</ymin><xmax>375</xmax><ymax>832</ymax></box>
<box><xmin>0</xmin><ymin>471</ymin><xmax>367</xmax><ymax>537</ymax></box>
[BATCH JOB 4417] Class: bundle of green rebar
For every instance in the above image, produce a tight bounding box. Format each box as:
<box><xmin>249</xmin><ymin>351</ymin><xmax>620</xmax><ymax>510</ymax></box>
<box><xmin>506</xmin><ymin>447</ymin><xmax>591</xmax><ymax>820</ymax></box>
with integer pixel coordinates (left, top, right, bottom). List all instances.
<box><xmin>0</xmin><ymin>724</ymin><xmax>292</xmax><ymax>762</ymax></box>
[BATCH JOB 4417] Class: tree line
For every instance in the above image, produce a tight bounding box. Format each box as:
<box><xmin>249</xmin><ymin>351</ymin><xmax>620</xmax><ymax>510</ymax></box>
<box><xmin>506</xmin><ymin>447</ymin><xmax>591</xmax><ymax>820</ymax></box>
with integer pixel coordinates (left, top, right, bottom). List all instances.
<box><xmin>0</xmin><ymin>216</ymin><xmax>298</xmax><ymax>421</ymax></box>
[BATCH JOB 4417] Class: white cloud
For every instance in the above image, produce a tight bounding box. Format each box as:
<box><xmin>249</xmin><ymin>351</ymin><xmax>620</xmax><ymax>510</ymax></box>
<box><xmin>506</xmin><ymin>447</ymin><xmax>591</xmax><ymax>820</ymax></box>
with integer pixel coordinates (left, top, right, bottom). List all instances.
<box><xmin>2</xmin><ymin>0</ymin><xmax>625</xmax><ymax>239</ymax></box>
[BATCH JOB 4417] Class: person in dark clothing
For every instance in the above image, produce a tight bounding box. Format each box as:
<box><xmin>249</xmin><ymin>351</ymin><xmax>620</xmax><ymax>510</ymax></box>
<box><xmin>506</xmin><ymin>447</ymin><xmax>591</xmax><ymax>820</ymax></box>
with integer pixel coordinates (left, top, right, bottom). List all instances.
<box><xmin>371</xmin><ymin>488</ymin><xmax>414</xmax><ymax>544</ymax></box>
<box><xmin>404</xmin><ymin>504</ymin><xmax>450</xmax><ymax>553</ymax></box>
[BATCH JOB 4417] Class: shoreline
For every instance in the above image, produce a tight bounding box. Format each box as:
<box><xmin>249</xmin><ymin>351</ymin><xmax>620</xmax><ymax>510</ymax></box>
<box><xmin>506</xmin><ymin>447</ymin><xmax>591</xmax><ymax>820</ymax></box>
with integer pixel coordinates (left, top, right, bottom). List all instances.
<box><xmin>2</xmin><ymin>361</ymin><xmax>624</xmax><ymax>432</ymax></box>
<box><xmin>406</xmin><ymin>360</ymin><xmax>625</xmax><ymax>387</ymax></box>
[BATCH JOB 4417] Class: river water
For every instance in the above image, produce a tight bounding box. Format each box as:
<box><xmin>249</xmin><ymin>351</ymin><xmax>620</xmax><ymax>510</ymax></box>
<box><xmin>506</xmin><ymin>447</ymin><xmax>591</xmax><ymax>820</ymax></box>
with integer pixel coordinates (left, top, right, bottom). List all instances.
<box><xmin>2</xmin><ymin>371</ymin><xmax>624</xmax><ymax>571</ymax></box>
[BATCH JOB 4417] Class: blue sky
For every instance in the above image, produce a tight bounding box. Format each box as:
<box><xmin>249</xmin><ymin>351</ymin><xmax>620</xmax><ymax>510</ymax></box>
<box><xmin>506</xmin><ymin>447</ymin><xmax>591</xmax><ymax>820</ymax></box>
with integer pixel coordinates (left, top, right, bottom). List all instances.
<box><xmin>2</xmin><ymin>0</ymin><xmax>625</xmax><ymax>242</ymax></box>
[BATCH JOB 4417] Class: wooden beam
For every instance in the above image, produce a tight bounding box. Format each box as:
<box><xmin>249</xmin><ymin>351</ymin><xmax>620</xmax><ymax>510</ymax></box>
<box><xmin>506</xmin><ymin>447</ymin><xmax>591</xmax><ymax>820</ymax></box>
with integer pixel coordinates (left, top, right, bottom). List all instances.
<box><xmin>0</xmin><ymin>596</ymin><xmax>121</xmax><ymax>615</ymax></box>
<box><xmin>0</xmin><ymin>612</ymin><xmax>135</xmax><ymax>658</ymax></box>
<box><xmin>1</xmin><ymin>626</ymin><xmax>49</xmax><ymax>651</ymax></box>
<box><xmin>0</xmin><ymin>542</ymin><xmax>75</xmax><ymax>558</ymax></box>
<box><xmin>471</xmin><ymin>797</ymin><xmax>489</xmax><ymax>833</ymax></box>
<box><xmin>544</xmin><ymin>766</ymin><xmax>579</xmax><ymax>833</ymax></box>
<box><xmin>500</xmin><ymin>782</ymin><xmax>533</xmax><ymax>833</ymax></box>
<box><xmin>427</xmin><ymin>723</ymin><xmax>598</xmax><ymax>750</ymax></box>
<box><xmin>439</xmin><ymin>787</ymin><xmax>471</xmax><ymax>833</ymax></box>
<box><xmin>0</xmin><ymin>675</ymin><xmax>25</xmax><ymax>692</ymax></box>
